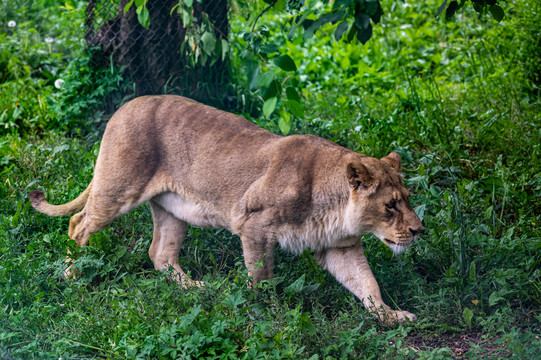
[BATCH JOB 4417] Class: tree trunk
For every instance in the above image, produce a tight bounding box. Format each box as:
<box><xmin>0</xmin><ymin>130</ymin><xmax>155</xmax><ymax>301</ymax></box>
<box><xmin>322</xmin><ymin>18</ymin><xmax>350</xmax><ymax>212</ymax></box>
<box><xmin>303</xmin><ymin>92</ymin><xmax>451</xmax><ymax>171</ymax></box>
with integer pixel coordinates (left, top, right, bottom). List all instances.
<box><xmin>85</xmin><ymin>0</ymin><xmax>229</xmax><ymax>101</ymax></box>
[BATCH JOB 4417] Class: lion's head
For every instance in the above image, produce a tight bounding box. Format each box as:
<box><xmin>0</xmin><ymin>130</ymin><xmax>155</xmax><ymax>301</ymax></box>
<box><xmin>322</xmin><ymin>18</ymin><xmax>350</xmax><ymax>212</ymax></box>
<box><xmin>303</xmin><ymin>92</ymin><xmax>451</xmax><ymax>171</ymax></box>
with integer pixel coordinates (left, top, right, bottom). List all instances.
<box><xmin>345</xmin><ymin>152</ymin><xmax>423</xmax><ymax>254</ymax></box>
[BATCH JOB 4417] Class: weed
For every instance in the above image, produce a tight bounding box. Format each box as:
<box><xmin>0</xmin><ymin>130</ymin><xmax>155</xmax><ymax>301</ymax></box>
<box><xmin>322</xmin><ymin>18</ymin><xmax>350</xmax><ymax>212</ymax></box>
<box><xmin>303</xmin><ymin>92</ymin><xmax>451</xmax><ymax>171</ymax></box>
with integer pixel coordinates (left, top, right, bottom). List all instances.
<box><xmin>1</xmin><ymin>0</ymin><xmax>540</xmax><ymax>358</ymax></box>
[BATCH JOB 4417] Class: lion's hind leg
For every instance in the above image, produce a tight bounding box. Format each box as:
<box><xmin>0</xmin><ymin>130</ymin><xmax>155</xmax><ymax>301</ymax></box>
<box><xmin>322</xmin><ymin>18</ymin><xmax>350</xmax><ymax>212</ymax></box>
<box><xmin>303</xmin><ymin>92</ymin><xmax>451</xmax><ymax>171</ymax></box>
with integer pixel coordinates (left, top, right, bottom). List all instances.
<box><xmin>63</xmin><ymin>191</ymin><xmax>137</xmax><ymax>279</ymax></box>
<box><xmin>148</xmin><ymin>200</ymin><xmax>202</xmax><ymax>288</ymax></box>
<box><xmin>63</xmin><ymin>207</ymin><xmax>110</xmax><ymax>279</ymax></box>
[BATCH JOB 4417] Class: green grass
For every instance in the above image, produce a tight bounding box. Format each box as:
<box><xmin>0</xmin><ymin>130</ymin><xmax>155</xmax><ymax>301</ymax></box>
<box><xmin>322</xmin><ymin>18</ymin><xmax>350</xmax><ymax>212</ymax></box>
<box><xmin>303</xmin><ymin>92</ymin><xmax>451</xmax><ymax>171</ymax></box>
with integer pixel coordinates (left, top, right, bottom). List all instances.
<box><xmin>1</xmin><ymin>0</ymin><xmax>541</xmax><ymax>358</ymax></box>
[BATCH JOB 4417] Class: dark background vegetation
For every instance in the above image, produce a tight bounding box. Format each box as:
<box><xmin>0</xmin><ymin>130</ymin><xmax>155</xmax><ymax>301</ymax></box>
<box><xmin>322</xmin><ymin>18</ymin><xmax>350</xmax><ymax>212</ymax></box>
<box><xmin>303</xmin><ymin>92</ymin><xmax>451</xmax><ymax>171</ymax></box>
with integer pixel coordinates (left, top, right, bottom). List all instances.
<box><xmin>1</xmin><ymin>0</ymin><xmax>540</xmax><ymax>358</ymax></box>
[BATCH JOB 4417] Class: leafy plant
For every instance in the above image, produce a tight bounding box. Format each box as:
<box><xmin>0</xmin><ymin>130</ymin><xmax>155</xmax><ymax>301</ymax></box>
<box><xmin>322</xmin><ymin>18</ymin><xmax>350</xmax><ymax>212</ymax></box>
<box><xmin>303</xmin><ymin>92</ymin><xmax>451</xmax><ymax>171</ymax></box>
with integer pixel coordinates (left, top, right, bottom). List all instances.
<box><xmin>1</xmin><ymin>0</ymin><xmax>541</xmax><ymax>358</ymax></box>
<box><xmin>48</xmin><ymin>49</ymin><xmax>132</xmax><ymax>134</ymax></box>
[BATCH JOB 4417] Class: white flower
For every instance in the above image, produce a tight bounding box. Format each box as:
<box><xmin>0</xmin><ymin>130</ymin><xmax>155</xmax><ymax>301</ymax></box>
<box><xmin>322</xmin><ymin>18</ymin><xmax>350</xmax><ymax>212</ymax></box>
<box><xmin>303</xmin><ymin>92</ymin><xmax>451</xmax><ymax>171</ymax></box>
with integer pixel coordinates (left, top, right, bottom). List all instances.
<box><xmin>45</xmin><ymin>37</ymin><xmax>54</xmax><ymax>43</ymax></box>
<box><xmin>8</xmin><ymin>20</ymin><xmax>16</xmax><ymax>28</ymax></box>
<box><xmin>54</xmin><ymin>79</ymin><xmax>65</xmax><ymax>89</ymax></box>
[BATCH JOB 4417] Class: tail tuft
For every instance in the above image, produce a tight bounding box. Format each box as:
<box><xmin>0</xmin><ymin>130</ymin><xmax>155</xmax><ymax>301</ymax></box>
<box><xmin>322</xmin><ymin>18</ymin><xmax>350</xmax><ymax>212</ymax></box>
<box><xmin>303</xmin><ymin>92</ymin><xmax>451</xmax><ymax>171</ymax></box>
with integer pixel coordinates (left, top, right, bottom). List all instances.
<box><xmin>29</xmin><ymin>190</ymin><xmax>46</xmax><ymax>209</ymax></box>
<box><xmin>28</xmin><ymin>185</ymin><xmax>91</xmax><ymax>217</ymax></box>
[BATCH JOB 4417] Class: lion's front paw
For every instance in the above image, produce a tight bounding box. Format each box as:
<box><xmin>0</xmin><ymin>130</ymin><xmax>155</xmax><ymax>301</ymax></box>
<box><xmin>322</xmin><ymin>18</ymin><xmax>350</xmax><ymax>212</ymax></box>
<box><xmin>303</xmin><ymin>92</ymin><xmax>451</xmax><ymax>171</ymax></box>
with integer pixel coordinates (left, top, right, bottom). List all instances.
<box><xmin>385</xmin><ymin>310</ymin><xmax>417</xmax><ymax>324</ymax></box>
<box><xmin>62</xmin><ymin>264</ymin><xmax>80</xmax><ymax>280</ymax></box>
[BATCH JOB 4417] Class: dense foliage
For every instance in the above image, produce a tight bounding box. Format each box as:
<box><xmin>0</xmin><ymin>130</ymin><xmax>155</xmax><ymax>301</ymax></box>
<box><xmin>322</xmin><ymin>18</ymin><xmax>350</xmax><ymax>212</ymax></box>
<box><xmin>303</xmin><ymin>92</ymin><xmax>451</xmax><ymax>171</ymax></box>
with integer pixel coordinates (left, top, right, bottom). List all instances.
<box><xmin>1</xmin><ymin>0</ymin><xmax>540</xmax><ymax>358</ymax></box>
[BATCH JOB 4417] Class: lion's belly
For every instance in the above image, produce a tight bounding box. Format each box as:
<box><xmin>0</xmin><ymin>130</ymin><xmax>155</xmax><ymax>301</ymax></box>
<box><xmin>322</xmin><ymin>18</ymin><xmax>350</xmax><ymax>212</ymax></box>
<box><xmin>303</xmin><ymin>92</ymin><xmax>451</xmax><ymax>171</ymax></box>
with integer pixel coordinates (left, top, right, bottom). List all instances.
<box><xmin>153</xmin><ymin>192</ymin><xmax>229</xmax><ymax>229</ymax></box>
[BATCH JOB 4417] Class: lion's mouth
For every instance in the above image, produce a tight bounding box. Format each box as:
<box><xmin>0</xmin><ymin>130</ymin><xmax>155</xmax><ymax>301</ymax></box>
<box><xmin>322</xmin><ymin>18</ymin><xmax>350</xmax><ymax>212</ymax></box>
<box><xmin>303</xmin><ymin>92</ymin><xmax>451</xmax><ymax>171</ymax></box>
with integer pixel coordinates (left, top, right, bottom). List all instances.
<box><xmin>383</xmin><ymin>238</ymin><xmax>397</xmax><ymax>245</ymax></box>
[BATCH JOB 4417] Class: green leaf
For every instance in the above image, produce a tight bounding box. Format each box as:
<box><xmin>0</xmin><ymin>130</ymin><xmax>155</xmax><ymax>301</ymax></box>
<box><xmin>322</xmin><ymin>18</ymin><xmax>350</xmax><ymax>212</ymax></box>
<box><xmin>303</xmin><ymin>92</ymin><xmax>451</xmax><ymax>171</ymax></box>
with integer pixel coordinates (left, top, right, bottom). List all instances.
<box><xmin>445</xmin><ymin>0</ymin><xmax>459</xmax><ymax>20</ymax></box>
<box><xmin>185</xmin><ymin>0</ymin><xmax>194</xmax><ymax>7</ymax></box>
<box><xmin>346</xmin><ymin>24</ymin><xmax>357</xmax><ymax>42</ymax></box>
<box><xmin>354</xmin><ymin>13</ymin><xmax>370</xmax><ymax>30</ymax></box>
<box><xmin>468</xmin><ymin>261</ymin><xmax>477</xmax><ymax>282</ymax></box>
<box><xmin>414</xmin><ymin>204</ymin><xmax>426</xmax><ymax>222</ymax></box>
<box><xmin>274</xmin><ymin>54</ymin><xmax>297</xmax><ymax>72</ymax></box>
<box><xmin>335</xmin><ymin>20</ymin><xmax>349</xmax><ymax>41</ymax></box>
<box><xmin>262</xmin><ymin>80</ymin><xmax>281</xmax><ymax>100</ymax></box>
<box><xmin>278</xmin><ymin>115</ymin><xmax>291</xmax><ymax>135</ymax></box>
<box><xmin>246</xmin><ymin>61</ymin><xmax>261</xmax><ymax>90</ymax></box>
<box><xmin>463</xmin><ymin>307</ymin><xmax>473</xmax><ymax>328</ymax></box>
<box><xmin>136</xmin><ymin>6</ymin><xmax>150</xmax><ymax>29</ymax></box>
<box><xmin>263</xmin><ymin>97</ymin><xmax>278</xmax><ymax>118</ymax></box>
<box><xmin>489</xmin><ymin>291</ymin><xmax>504</xmax><ymax>307</ymax></box>
<box><xmin>258</xmin><ymin>71</ymin><xmax>275</xmax><ymax>88</ymax></box>
<box><xmin>286</xmin><ymin>99</ymin><xmax>304</xmax><ymax>118</ymax></box>
<box><xmin>473</xmin><ymin>2</ymin><xmax>484</xmax><ymax>13</ymax></box>
<box><xmin>124</xmin><ymin>0</ymin><xmax>135</xmax><ymax>13</ymax></box>
<box><xmin>489</xmin><ymin>4</ymin><xmax>504</xmax><ymax>22</ymax></box>
<box><xmin>286</xmin><ymin>87</ymin><xmax>301</xmax><ymax>102</ymax></box>
<box><xmin>180</xmin><ymin>7</ymin><xmax>191</xmax><ymax>26</ymax></box>
<box><xmin>370</xmin><ymin>1</ymin><xmax>383</xmax><ymax>23</ymax></box>
<box><xmin>365</xmin><ymin>0</ymin><xmax>379</xmax><ymax>16</ymax></box>
<box><xmin>222</xmin><ymin>290</ymin><xmax>246</xmax><ymax>308</ymax></box>
<box><xmin>285</xmin><ymin>274</ymin><xmax>305</xmax><ymax>294</ymax></box>
<box><xmin>356</xmin><ymin>23</ymin><xmax>372</xmax><ymax>45</ymax></box>
<box><xmin>275</xmin><ymin>0</ymin><xmax>287</xmax><ymax>11</ymax></box>
<box><xmin>221</xmin><ymin>39</ymin><xmax>229</xmax><ymax>61</ymax></box>
<box><xmin>260</xmin><ymin>43</ymin><xmax>279</xmax><ymax>54</ymax></box>
<box><xmin>288</xmin><ymin>24</ymin><xmax>297</xmax><ymax>41</ymax></box>
<box><xmin>201</xmin><ymin>31</ymin><xmax>216</xmax><ymax>56</ymax></box>
<box><xmin>436</xmin><ymin>0</ymin><xmax>447</xmax><ymax>18</ymax></box>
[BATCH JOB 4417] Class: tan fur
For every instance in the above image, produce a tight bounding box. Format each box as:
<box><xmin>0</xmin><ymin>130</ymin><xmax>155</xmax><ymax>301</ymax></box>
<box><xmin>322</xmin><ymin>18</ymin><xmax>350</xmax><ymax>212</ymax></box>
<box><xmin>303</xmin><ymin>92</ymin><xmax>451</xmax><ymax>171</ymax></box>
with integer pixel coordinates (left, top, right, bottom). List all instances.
<box><xmin>29</xmin><ymin>95</ymin><xmax>423</xmax><ymax>324</ymax></box>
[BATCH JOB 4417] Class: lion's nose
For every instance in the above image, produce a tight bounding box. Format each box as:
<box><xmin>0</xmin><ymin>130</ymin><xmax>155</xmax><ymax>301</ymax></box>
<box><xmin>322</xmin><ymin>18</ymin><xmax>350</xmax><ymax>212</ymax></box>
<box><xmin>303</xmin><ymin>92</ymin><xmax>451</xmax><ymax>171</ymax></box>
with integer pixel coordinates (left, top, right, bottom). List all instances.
<box><xmin>409</xmin><ymin>227</ymin><xmax>423</xmax><ymax>237</ymax></box>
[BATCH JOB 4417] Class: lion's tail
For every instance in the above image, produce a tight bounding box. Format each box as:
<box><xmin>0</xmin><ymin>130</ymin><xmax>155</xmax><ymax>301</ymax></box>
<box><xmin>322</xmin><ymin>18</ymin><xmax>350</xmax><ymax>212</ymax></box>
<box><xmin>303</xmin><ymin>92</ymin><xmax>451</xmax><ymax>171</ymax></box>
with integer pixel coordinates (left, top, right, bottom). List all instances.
<box><xmin>29</xmin><ymin>183</ymin><xmax>91</xmax><ymax>217</ymax></box>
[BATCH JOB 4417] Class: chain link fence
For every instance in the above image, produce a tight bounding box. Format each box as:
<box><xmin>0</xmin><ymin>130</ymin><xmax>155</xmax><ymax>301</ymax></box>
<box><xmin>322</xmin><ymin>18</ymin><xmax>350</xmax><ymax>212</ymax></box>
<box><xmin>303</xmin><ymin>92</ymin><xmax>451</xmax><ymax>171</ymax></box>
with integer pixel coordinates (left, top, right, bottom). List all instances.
<box><xmin>84</xmin><ymin>0</ymin><xmax>230</xmax><ymax>100</ymax></box>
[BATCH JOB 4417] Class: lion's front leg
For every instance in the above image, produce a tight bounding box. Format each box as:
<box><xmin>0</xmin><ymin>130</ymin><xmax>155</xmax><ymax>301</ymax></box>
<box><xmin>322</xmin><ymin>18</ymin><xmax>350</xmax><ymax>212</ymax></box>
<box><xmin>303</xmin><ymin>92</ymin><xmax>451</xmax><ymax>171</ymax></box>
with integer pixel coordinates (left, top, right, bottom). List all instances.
<box><xmin>240</xmin><ymin>236</ymin><xmax>276</xmax><ymax>286</ymax></box>
<box><xmin>315</xmin><ymin>245</ymin><xmax>416</xmax><ymax>324</ymax></box>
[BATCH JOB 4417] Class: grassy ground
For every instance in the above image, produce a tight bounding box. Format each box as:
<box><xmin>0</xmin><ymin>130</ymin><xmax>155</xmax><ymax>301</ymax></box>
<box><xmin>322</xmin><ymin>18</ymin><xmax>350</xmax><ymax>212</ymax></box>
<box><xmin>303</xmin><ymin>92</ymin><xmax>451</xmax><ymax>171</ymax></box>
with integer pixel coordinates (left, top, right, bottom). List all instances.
<box><xmin>1</xmin><ymin>0</ymin><xmax>540</xmax><ymax>359</ymax></box>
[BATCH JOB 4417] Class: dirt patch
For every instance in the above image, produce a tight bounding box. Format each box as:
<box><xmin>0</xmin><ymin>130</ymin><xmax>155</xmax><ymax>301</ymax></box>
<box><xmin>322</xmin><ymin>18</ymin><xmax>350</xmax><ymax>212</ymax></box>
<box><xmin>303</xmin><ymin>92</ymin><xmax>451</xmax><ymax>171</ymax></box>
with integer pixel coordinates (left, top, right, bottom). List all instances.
<box><xmin>403</xmin><ymin>331</ymin><xmax>511</xmax><ymax>358</ymax></box>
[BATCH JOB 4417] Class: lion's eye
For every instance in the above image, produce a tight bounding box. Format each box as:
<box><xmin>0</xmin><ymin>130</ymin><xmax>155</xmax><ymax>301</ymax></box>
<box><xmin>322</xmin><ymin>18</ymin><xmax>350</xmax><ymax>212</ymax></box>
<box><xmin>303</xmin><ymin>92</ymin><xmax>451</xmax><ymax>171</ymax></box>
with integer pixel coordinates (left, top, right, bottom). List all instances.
<box><xmin>385</xmin><ymin>200</ymin><xmax>397</xmax><ymax>211</ymax></box>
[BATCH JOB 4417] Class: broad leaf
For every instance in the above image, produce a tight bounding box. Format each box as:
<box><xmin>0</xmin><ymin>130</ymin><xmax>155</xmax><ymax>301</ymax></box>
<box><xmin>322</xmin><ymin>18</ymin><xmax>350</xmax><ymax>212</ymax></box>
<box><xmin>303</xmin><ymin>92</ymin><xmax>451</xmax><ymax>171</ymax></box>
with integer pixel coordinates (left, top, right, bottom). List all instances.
<box><xmin>489</xmin><ymin>4</ymin><xmax>504</xmax><ymax>22</ymax></box>
<box><xmin>335</xmin><ymin>20</ymin><xmax>349</xmax><ymax>41</ymax></box>
<box><xmin>275</xmin><ymin>0</ymin><xmax>286</xmax><ymax>11</ymax></box>
<box><xmin>436</xmin><ymin>0</ymin><xmax>447</xmax><ymax>18</ymax></box>
<box><xmin>180</xmin><ymin>7</ymin><xmax>191</xmax><ymax>26</ymax></box>
<box><xmin>274</xmin><ymin>54</ymin><xmax>297</xmax><ymax>71</ymax></box>
<box><xmin>489</xmin><ymin>291</ymin><xmax>504</xmax><ymax>307</ymax></box>
<box><xmin>263</xmin><ymin>97</ymin><xmax>278</xmax><ymax>118</ymax></box>
<box><xmin>356</xmin><ymin>23</ymin><xmax>372</xmax><ymax>45</ymax></box>
<box><xmin>124</xmin><ymin>0</ymin><xmax>135</xmax><ymax>13</ymax></box>
<box><xmin>286</xmin><ymin>87</ymin><xmax>301</xmax><ymax>102</ymax></box>
<box><xmin>222</xmin><ymin>290</ymin><xmax>246</xmax><ymax>308</ymax></box>
<box><xmin>260</xmin><ymin>43</ymin><xmax>279</xmax><ymax>54</ymax></box>
<box><xmin>136</xmin><ymin>6</ymin><xmax>150</xmax><ymax>29</ymax></box>
<box><xmin>285</xmin><ymin>274</ymin><xmax>305</xmax><ymax>294</ymax></box>
<box><xmin>445</xmin><ymin>0</ymin><xmax>459</xmax><ymax>20</ymax></box>
<box><xmin>365</xmin><ymin>0</ymin><xmax>379</xmax><ymax>16</ymax></box>
<box><xmin>221</xmin><ymin>39</ymin><xmax>229</xmax><ymax>61</ymax></box>
<box><xmin>354</xmin><ymin>13</ymin><xmax>370</xmax><ymax>30</ymax></box>
<box><xmin>247</xmin><ymin>61</ymin><xmax>261</xmax><ymax>90</ymax></box>
<box><xmin>201</xmin><ymin>31</ymin><xmax>216</xmax><ymax>56</ymax></box>
<box><xmin>258</xmin><ymin>71</ymin><xmax>275</xmax><ymax>88</ymax></box>
<box><xmin>414</xmin><ymin>204</ymin><xmax>426</xmax><ymax>222</ymax></box>
<box><xmin>278</xmin><ymin>116</ymin><xmax>291</xmax><ymax>135</ymax></box>
<box><xmin>262</xmin><ymin>79</ymin><xmax>281</xmax><ymax>100</ymax></box>
<box><xmin>463</xmin><ymin>307</ymin><xmax>473</xmax><ymax>328</ymax></box>
<box><xmin>286</xmin><ymin>99</ymin><xmax>304</xmax><ymax>118</ymax></box>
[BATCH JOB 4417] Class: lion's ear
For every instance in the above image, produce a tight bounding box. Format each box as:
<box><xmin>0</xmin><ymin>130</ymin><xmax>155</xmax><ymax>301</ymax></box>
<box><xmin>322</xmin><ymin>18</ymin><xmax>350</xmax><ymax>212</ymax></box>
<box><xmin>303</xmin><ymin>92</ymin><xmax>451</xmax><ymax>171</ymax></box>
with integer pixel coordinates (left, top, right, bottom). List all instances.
<box><xmin>347</xmin><ymin>162</ymin><xmax>374</xmax><ymax>189</ymax></box>
<box><xmin>381</xmin><ymin>152</ymin><xmax>402</xmax><ymax>172</ymax></box>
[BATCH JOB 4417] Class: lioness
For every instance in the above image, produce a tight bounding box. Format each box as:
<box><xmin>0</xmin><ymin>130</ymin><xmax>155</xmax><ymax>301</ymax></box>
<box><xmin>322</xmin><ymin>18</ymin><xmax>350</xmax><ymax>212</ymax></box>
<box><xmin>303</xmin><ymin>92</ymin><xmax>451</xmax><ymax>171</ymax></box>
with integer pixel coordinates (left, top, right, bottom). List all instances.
<box><xmin>30</xmin><ymin>95</ymin><xmax>423</xmax><ymax>324</ymax></box>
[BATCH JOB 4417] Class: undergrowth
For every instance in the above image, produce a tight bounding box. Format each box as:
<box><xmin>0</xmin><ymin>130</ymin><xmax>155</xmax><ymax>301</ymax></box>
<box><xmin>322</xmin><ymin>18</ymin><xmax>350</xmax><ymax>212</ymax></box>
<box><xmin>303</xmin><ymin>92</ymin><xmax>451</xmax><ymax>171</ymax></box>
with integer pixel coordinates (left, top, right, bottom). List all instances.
<box><xmin>1</xmin><ymin>0</ymin><xmax>540</xmax><ymax>358</ymax></box>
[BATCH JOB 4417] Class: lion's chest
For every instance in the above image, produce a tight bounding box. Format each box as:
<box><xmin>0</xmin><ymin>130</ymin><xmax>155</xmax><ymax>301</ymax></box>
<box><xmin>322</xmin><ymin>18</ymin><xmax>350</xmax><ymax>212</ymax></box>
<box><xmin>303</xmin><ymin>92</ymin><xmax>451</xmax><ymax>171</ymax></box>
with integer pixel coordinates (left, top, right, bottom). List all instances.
<box><xmin>153</xmin><ymin>192</ymin><xmax>229</xmax><ymax>229</ymax></box>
